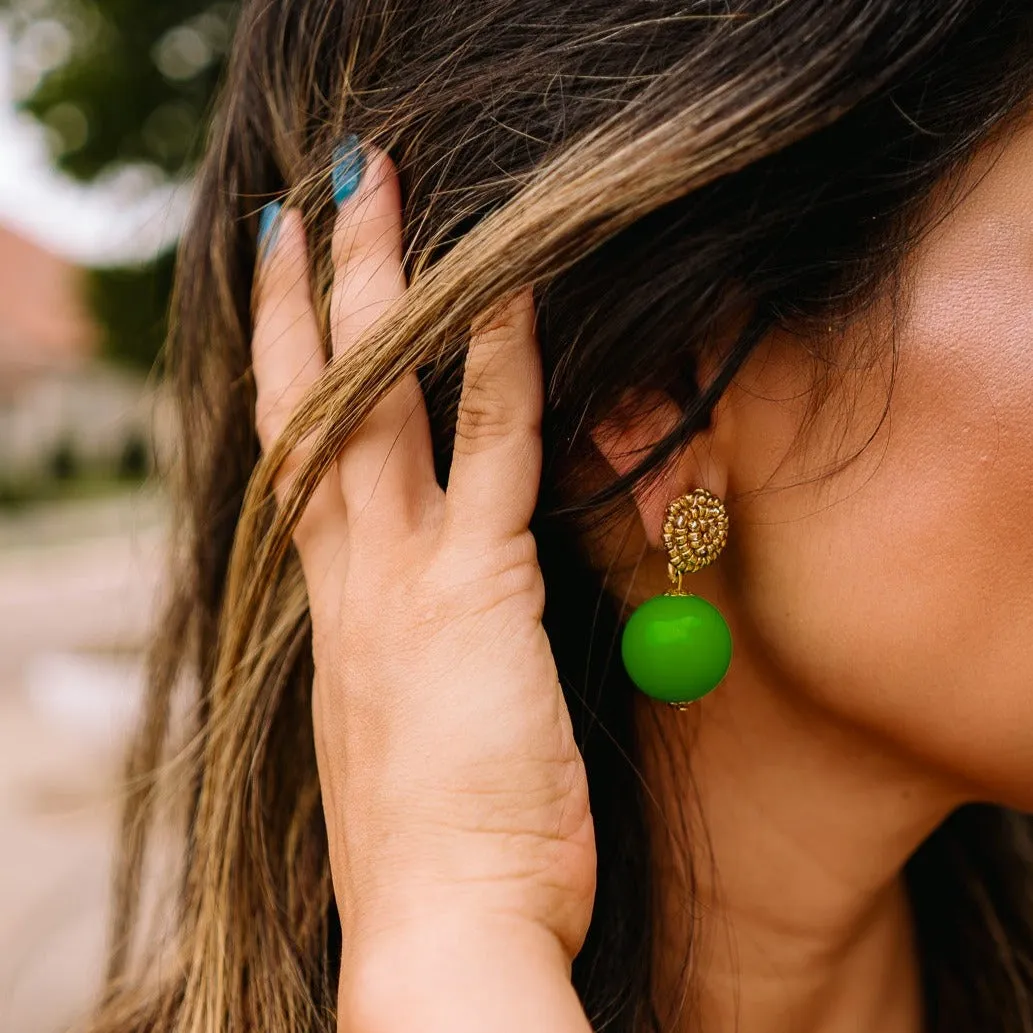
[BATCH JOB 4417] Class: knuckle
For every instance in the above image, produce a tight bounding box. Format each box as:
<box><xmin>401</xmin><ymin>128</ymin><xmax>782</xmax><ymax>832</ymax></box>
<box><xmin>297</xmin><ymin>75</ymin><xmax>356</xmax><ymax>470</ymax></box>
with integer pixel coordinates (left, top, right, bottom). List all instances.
<box><xmin>492</xmin><ymin>532</ymin><xmax>545</xmax><ymax>603</ymax></box>
<box><xmin>347</xmin><ymin>217</ymin><xmax>403</xmax><ymax>267</ymax></box>
<box><xmin>436</xmin><ymin>529</ymin><xmax>543</xmax><ymax>608</ymax></box>
<box><xmin>471</xmin><ymin>300</ymin><xmax>520</xmax><ymax>341</ymax></box>
<box><xmin>454</xmin><ymin>382</ymin><xmax>513</xmax><ymax>452</ymax></box>
<box><xmin>495</xmin><ymin>528</ymin><xmax>540</xmax><ymax>575</ymax></box>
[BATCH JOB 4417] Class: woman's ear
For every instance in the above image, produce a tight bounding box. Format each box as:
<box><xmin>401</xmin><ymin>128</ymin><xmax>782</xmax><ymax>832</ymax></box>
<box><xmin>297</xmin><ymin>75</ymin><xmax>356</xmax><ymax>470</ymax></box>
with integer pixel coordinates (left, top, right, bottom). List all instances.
<box><xmin>589</xmin><ymin>385</ymin><xmax>731</xmax><ymax>548</ymax></box>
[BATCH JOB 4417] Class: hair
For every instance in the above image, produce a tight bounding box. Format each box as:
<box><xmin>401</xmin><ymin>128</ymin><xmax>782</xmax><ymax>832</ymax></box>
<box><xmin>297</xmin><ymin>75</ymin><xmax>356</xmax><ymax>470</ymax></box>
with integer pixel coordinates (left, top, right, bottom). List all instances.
<box><xmin>90</xmin><ymin>2</ymin><xmax>1033</xmax><ymax>1031</ymax></box>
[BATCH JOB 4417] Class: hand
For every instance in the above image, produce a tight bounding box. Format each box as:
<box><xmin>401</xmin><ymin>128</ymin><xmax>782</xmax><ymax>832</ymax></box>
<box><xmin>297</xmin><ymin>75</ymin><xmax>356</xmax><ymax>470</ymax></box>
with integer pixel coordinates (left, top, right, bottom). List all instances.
<box><xmin>251</xmin><ymin>146</ymin><xmax>596</xmax><ymax>967</ymax></box>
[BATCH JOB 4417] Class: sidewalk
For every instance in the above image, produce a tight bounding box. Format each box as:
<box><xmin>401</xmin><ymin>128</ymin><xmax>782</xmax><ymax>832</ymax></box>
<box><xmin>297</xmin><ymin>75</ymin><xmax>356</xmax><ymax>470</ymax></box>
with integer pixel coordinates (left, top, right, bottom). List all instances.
<box><xmin>0</xmin><ymin>491</ymin><xmax>167</xmax><ymax>1033</ymax></box>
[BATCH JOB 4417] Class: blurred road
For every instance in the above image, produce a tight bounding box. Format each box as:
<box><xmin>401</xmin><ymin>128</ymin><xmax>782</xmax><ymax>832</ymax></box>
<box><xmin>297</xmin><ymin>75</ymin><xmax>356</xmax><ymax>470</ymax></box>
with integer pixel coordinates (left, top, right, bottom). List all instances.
<box><xmin>0</xmin><ymin>491</ymin><xmax>166</xmax><ymax>1033</ymax></box>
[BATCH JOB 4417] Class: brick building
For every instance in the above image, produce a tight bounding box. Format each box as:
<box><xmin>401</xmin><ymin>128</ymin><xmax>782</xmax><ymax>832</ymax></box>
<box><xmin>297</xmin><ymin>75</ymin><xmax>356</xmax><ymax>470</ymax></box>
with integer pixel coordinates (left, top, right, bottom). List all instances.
<box><xmin>0</xmin><ymin>224</ymin><xmax>97</xmax><ymax>392</ymax></box>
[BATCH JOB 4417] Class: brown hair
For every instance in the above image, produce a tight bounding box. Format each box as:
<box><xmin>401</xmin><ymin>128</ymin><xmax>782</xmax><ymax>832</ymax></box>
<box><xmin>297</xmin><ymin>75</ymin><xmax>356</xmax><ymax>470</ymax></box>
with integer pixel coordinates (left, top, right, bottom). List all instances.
<box><xmin>93</xmin><ymin>2</ymin><xmax>1033</xmax><ymax>1031</ymax></box>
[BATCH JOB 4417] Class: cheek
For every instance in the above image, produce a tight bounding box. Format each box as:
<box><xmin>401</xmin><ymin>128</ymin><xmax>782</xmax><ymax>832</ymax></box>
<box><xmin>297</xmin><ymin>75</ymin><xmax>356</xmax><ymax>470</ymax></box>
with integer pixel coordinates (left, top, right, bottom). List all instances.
<box><xmin>733</xmin><ymin>275</ymin><xmax>1033</xmax><ymax>805</ymax></box>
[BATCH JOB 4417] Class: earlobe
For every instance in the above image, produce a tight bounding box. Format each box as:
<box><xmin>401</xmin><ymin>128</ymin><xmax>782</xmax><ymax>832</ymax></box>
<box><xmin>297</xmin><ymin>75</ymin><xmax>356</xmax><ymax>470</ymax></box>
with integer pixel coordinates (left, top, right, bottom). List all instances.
<box><xmin>589</xmin><ymin>386</ymin><xmax>729</xmax><ymax>547</ymax></box>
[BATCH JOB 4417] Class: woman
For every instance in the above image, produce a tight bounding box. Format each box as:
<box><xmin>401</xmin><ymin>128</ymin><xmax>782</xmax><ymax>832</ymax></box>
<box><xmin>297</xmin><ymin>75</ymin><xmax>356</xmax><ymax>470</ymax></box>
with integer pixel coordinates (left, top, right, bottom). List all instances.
<box><xmin>93</xmin><ymin>1</ymin><xmax>1033</xmax><ymax>1030</ymax></box>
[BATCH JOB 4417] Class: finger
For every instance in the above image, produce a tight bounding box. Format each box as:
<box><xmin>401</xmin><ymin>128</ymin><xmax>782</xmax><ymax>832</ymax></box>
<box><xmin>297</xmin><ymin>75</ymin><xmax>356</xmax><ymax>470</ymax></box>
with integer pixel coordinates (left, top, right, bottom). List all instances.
<box><xmin>252</xmin><ymin>204</ymin><xmax>346</xmax><ymax>565</ymax></box>
<box><xmin>446</xmin><ymin>287</ymin><xmax>543</xmax><ymax>539</ymax></box>
<box><xmin>329</xmin><ymin>143</ymin><xmax>439</xmax><ymax>529</ymax></box>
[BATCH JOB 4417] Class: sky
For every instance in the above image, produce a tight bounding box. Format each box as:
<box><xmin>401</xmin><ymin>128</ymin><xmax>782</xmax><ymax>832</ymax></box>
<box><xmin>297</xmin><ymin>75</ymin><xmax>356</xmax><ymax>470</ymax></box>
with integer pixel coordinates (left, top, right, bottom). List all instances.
<box><xmin>0</xmin><ymin>19</ymin><xmax>191</xmax><ymax>267</ymax></box>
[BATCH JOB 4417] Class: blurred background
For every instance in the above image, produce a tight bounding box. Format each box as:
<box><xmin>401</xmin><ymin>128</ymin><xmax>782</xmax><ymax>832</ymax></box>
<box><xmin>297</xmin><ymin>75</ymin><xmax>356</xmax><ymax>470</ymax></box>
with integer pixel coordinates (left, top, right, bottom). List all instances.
<box><xmin>0</xmin><ymin>2</ymin><xmax>237</xmax><ymax>1029</ymax></box>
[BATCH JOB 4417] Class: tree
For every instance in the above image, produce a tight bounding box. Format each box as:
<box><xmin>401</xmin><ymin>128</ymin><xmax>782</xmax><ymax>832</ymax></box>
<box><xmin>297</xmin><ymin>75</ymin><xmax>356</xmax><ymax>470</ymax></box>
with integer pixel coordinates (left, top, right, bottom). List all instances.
<box><xmin>3</xmin><ymin>0</ymin><xmax>238</xmax><ymax>369</ymax></box>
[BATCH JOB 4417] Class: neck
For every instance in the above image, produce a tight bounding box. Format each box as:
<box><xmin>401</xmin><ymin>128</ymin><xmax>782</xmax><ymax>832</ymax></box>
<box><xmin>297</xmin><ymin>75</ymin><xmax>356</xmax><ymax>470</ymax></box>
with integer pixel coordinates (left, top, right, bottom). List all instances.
<box><xmin>636</xmin><ymin>657</ymin><xmax>963</xmax><ymax>1033</ymax></box>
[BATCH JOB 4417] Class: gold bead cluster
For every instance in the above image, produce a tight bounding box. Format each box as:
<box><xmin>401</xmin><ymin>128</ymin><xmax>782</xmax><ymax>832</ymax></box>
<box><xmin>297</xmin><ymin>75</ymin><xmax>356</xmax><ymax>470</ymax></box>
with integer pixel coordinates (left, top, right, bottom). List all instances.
<box><xmin>662</xmin><ymin>488</ymin><xmax>729</xmax><ymax>587</ymax></box>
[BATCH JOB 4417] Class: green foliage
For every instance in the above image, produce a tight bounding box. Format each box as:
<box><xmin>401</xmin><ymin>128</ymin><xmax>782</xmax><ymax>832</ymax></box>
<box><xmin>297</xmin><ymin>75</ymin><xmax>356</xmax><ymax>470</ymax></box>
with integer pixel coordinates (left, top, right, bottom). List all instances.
<box><xmin>5</xmin><ymin>0</ymin><xmax>237</xmax><ymax>178</ymax></box>
<box><xmin>86</xmin><ymin>248</ymin><xmax>176</xmax><ymax>370</ymax></box>
<box><xmin>48</xmin><ymin>436</ymin><xmax>78</xmax><ymax>480</ymax></box>
<box><xmin>1</xmin><ymin>0</ymin><xmax>238</xmax><ymax>368</ymax></box>
<box><xmin>118</xmin><ymin>431</ymin><xmax>151</xmax><ymax>479</ymax></box>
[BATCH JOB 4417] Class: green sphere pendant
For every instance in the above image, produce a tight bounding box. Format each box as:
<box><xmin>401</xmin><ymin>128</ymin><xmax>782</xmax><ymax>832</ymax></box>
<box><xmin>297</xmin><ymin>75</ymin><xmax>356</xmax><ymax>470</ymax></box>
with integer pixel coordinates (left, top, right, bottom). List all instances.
<box><xmin>621</xmin><ymin>592</ymin><xmax>732</xmax><ymax>706</ymax></box>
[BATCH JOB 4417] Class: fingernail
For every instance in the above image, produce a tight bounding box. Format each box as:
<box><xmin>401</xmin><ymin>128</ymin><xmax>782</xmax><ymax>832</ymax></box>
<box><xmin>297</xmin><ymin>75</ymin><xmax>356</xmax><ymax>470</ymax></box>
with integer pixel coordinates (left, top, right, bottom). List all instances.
<box><xmin>258</xmin><ymin>201</ymin><xmax>283</xmax><ymax>254</ymax></box>
<box><xmin>332</xmin><ymin>134</ymin><xmax>366</xmax><ymax>206</ymax></box>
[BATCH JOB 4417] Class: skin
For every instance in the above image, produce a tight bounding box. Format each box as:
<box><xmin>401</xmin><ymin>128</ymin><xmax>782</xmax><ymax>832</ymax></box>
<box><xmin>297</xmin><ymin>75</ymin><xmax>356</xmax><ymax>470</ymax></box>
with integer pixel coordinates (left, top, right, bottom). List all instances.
<box><xmin>251</xmin><ymin>114</ymin><xmax>1033</xmax><ymax>1033</ymax></box>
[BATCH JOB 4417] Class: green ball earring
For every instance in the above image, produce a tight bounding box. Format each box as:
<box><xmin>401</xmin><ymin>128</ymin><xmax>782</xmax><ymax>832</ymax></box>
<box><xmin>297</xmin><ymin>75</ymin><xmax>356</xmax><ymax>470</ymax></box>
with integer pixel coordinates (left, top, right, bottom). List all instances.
<box><xmin>621</xmin><ymin>488</ymin><xmax>733</xmax><ymax>708</ymax></box>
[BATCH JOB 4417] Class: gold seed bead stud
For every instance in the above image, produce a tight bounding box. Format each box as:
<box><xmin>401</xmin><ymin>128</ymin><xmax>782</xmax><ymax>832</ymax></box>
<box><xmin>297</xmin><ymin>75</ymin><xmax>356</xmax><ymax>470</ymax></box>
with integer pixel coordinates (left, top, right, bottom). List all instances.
<box><xmin>662</xmin><ymin>488</ymin><xmax>729</xmax><ymax>589</ymax></box>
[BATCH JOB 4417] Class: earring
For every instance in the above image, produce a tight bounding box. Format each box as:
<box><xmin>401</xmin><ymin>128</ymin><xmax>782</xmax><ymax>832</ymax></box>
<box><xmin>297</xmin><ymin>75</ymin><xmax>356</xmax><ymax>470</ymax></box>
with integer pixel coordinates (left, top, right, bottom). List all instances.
<box><xmin>620</xmin><ymin>488</ymin><xmax>733</xmax><ymax>708</ymax></box>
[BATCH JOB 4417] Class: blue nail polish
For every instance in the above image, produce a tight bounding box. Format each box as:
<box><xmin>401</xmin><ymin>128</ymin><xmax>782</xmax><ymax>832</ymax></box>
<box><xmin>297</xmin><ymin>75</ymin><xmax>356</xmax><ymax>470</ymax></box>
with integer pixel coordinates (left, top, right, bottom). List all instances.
<box><xmin>332</xmin><ymin>134</ymin><xmax>366</xmax><ymax>206</ymax></box>
<box><xmin>258</xmin><ymin>201</ymin><xmax>283</xmax><ymax>253</ymax></box>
